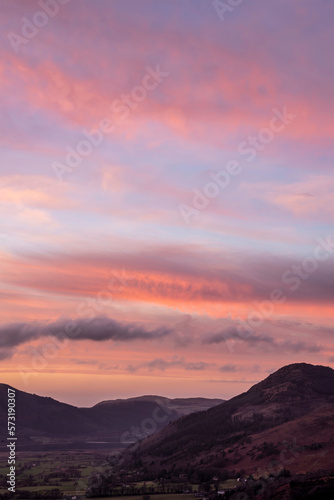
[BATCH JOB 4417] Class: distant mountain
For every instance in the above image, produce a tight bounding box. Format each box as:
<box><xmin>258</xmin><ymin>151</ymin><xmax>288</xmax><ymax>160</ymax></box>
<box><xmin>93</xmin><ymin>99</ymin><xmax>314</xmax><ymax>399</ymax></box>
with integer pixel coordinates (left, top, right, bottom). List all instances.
<box><xmin>96</xmin><ymin>395</ymin><xmax>224</xmax><ymax>416</ymax></box>
<box><xmin>0</xmin><ymin>385</ymin><xmax>223</xmax><ymax>450</ymax></box>
<box><xmin>122</xmin><ymin>363</ymin><xmax>334</xmax><ymax>477</ymax></box>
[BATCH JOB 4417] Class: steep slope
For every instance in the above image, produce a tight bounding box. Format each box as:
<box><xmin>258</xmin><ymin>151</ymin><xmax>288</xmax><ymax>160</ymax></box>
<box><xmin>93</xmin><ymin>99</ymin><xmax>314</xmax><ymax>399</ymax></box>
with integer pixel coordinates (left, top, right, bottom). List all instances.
<box><xmin>0</xmin><ymin>384</ymin><xmax>95</xmax><ymax>440</ymax></box>
<box><xmin>122</xmin><ymin>363</ymin><xmax>334</xmax><ymax>475</ymax></box>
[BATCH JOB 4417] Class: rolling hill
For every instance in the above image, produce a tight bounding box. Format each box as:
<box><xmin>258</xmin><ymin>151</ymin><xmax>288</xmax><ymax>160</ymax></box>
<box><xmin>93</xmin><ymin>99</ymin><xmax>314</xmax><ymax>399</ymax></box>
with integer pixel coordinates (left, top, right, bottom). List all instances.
<box><xmin>122</xmin><ymin>363</ymin><xmax>334</xmax><ymax>477</ymax></box>
<box><xmin>0</xmin><ymin>384</ymin><xmax>223</xmax><ymax>450</ymax></box>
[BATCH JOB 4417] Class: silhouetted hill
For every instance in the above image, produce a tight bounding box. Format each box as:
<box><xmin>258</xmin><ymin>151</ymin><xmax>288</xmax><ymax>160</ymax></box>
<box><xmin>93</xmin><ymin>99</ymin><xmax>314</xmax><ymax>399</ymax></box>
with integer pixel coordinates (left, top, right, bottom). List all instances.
<box><xmin>247</xmin><ymin>363</ymin><xmax>334</xmax><ymax>401</ymax></box>
<box><xmin>122</xmin><ymin>363</ymin><xmax>334</xmax><ymax>477</ymax></box>
<box><xmin>95</xmin><ymin>395</ymin><xmax>223</xmax><ymax>416</ymax></box>
<box><xmin>0</xmin><ymin>384</ymin><xmax>223</xmax><ymax>450</ymax></box>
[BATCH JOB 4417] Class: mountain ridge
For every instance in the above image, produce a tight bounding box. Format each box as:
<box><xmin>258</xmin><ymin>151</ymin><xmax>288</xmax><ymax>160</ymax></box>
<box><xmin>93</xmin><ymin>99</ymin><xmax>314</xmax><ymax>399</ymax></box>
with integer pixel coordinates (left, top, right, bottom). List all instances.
<box><xmin>122</xmin><ymin>363</ymin><xmax>334</xmax><ymax>477</ymax></box>
<box><xmin>0</xmin><ymin>384</ymin><xmax>224</xmax><ymax>450</ymax></box>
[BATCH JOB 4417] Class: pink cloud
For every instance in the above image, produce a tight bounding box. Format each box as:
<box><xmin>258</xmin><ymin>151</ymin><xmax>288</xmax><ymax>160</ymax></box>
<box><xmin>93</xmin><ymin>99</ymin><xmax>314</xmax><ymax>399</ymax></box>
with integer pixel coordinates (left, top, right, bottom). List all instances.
<box><xmin>240</xmin><ymin>176</ymin><xmax>334</xmax><ymax>221</ymax></box>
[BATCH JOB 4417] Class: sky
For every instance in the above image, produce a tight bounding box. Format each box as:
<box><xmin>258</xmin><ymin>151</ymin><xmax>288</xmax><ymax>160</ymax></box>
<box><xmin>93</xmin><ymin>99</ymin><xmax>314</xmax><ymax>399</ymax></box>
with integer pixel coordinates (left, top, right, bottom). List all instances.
<box><xmin>0</xmin><ymin>0</ymin><xmax>333</xmax><ymax>407</ymax></box>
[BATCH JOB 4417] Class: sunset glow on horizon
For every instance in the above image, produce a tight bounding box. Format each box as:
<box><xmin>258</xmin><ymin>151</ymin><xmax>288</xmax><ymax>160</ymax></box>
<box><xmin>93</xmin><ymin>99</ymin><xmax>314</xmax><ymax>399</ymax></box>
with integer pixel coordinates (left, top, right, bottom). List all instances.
<box><xmin>0</xmin><ymin>0</ymin><xmax>333</xmax><ymax>406</ymax></box>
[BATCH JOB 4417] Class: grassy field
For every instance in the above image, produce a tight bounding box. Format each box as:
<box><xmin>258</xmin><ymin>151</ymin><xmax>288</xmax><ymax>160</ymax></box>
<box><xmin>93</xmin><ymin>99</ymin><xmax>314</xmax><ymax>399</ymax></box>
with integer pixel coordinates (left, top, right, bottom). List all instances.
<box><xmin>0</xmin><ymin>450</ymin><xmax>240</xmax><ymax>499</ymax></box>
<box><xmin>220</xmin><ymin>479</ymin><xmax>239</xmax><ymax>489</ymax></box>
<box><xmin>104</xmin><ymin>492</ymin><xmax>239</xmax><ymax>499</ymax></box>
<box><xmin>89</xmin><ymin>495</ymin><xmax>194</xmax><ymax>500</ymax></box>
<box><xmin>0</xmin><ymin>449</ymin><xmax>109</xmax><ymax>497</ymax></box>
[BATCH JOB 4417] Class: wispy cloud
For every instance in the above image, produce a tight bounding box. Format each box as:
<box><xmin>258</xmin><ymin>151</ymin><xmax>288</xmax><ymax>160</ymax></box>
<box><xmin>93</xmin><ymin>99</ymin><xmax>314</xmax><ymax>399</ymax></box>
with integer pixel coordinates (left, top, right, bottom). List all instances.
<box><xmin>204</xmin><ymin>328</ymin><xmax>323</xmax><ymax>354</ymax></box>
<box><xmin>128</xmin><ymin>357</ymin><xmax>215</xmax><ymax>373</ymax></box>
<box><xmin>0</xmin><ymin>316</ymin><xmax>171</xmax><ymax>360</ymax></box>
